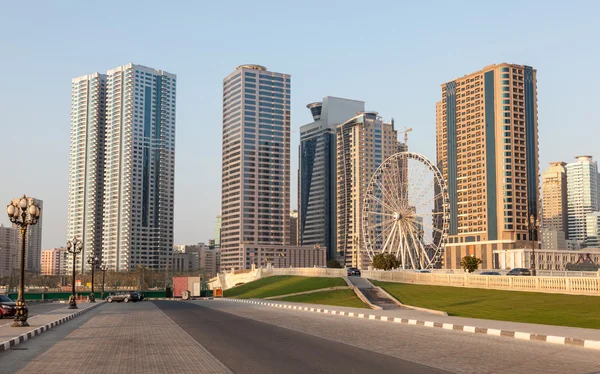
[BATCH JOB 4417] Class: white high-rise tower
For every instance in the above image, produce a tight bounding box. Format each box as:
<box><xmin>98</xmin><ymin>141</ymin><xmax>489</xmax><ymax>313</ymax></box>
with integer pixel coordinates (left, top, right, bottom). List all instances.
<box><xmin>69</xmin><ymin>63</ymin><xmax>176</xmax><ymax>272</ymax></box>
<box><xmin>68</xmin><ymin>73</ymin><xmax>106</xmax><ymax>271</ymax></box>
<box><xmin>103</xmin><ymin>64</ymin><xmax>176</xmax><ymax>271</ymax></box>
<box><xmin>566</xmin><ymin>156</ymin><xmax>600</xmax><ymax>247</ymax></box>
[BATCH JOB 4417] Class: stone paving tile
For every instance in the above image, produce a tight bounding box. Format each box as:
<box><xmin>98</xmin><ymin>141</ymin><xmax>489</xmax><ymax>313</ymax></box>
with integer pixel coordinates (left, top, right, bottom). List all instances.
<box><xmin>16</xmin><ymin>302</ymin><xmax>231</xmax><ymax>374</ymax></box>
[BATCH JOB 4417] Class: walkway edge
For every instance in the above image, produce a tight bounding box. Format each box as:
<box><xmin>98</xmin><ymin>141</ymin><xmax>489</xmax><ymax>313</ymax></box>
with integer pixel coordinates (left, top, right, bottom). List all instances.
<box><xmin>216</xmin><ymin>298</ymin><xmax>600</xmax><ymax>351</ymax></box>
<box><xmin>375</xmin><ymin>286</ymin><xmax>448</xmax><ymax>316</ymax></box>
<box><xmin>0</xmin><ymin>302</ymin><xmax>103</xmax><ymax>352</ymax></box>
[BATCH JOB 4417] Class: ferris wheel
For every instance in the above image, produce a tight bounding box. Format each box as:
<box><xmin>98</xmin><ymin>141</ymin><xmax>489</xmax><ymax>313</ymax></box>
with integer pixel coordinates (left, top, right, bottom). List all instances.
<box><xmin>362</xmin><ymin>152</ymin><xmax>449</xmax><ymax>269</ymax></box>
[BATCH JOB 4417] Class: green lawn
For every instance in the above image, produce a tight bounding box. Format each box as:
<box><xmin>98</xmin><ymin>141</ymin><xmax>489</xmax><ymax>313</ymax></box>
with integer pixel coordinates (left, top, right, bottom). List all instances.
<box><xmin>223</xmin><ymin>276</ymin><xmax>346</xmax><ymax>299</ymax></box>
<box><xmin>274</xmin><ymin>289</ymin><xmax>369</xmax><ymax>309</ymax></box>
<box><xmin>372</xmin><ymin>280</ymin><xmax>600</xmax><ymax>329</ymax></box>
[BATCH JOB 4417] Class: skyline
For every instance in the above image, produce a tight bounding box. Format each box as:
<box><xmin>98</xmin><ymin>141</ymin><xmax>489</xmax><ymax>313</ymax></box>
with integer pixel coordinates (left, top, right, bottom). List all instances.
<box><xmin>1</xmin><ymin>1</ymin><xmax>599</xmax><ymax>249</ymax></box>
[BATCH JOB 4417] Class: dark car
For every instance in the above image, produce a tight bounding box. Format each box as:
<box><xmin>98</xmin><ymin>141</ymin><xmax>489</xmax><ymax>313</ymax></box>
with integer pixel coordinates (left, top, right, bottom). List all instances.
<box><xmin>106</xmin><ymin>291</ymin><xmax>140</xmax><ymax>303</ymax></box>
<box><xmin>0</xmin><ymin>295</ymin><xmax>19</xmax><ymax>318</ymax></box>
<box><xmin>346</xmin><ymin>267</ymin><xmax>361</xmax><ymax>276</ymax></box>
<box><xmin>480</xmin><ymin>271</ymin><xmax>501</xmax><ymax>276</ymax></box>
<box><xmin>506</xmin><ymin>268</ymin><xmax>532</xmax><ymax>276</ymax></box>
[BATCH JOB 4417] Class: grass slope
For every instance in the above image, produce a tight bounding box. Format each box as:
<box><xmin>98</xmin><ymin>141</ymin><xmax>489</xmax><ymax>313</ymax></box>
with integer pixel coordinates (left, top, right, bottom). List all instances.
<box><xmin>223</xmin><ymin>276</ymin><xmax>346</xmax><ymax>299</ymax></box>
<box><xmin>274</xmin><ymin>289</ymin><xmax>369</xmax><ymax>309</ymax></box>
<box><xmin>372</xmin><ymin>280</ymin><xmax>600</xmax><ymax>329</ymax></box>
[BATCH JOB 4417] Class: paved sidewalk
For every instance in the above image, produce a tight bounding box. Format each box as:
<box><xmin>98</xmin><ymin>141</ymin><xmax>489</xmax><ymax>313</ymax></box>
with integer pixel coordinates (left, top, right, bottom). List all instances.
<box><xmin>0</xmin><ymin>302</ymin><xmax>100</xmax><ymax>351</ymax></box>
<box><xmin>217</xmin><ymin>298</ymin><xmax>600</xmax><ymax>349</ymax></box>
<box><xmin>15</xmin><ymin>302</ymin><xmax>231</xmax><ymax>374</ymax></box>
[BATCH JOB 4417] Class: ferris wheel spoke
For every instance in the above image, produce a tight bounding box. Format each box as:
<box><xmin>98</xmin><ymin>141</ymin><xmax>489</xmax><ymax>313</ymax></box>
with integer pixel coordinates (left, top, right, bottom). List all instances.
<box><xmin>411</xmin><ymin>176</ymin><xmax>435</xmax><ymax>209</ymax></box>
<box><xmin>415</xmin><ymin>191</ymin><xmax>445</xmax><ymax>211</ymax></box>
<box><xmin>389</xmin><ymin>157</ymin><xmax>406</xmax><ymax>207</ymax></box>
<box><xmin>373</xmin><ymin>177</ymin><xmax>401</xmax><ymax>211</ymax></box>
<box><xmin>419</xmin><ymin>220</ymin><xmax>445</xmax><ymax>234</ymax></box>
<box><xmin>368</xmin><ymin>195</ymin><xmax>397</xmax><ymax>214</ymax></box>
<box><xmin>404</xmin><ymin>225</ymin><xmax>418</xmax><ymax>269</ymax></box>
<box><xmin>406</xmin><ymin>221</ymin><xmax>429</xmax><ymax>269</ymax></box>
<box><xmin>380</xmin><ymin>161</ymin><xmax>402</xmax><ymax>210</ymax></box>
<box><xmin>381</xmin><ymin>221</ymin><xmax>397</xmax><ymax>254</ymax></box>
<box><xmin>365</xmin><ymin>217</ymin><xmax>396</xmax><ymax>232</ymax></box>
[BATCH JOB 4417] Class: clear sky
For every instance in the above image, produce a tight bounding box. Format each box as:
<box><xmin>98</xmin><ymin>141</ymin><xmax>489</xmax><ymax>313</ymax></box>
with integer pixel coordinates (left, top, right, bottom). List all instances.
<box><xmin>1</xmin><ymin>0</ymin><xmax>598</xmax><ymax>249</ymax></box>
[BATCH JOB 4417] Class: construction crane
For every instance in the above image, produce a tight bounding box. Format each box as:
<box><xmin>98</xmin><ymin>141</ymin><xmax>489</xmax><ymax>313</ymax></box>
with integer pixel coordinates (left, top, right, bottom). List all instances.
<box><xmin>399</xmin><ymin>126</ymin><xmax>413</xmax><ymax>149</ymax></box>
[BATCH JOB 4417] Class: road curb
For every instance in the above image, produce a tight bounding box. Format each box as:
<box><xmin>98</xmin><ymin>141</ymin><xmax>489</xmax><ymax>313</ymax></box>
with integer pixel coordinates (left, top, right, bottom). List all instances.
<box><xmin>217</xmin><ymin>298</ymin><xmax>600</xmax><ymax>351</ymax></box>
<box><xmin>0</xmin><ymin>302</ymin><xmax>103</xmax><ymax>352</ymax></box>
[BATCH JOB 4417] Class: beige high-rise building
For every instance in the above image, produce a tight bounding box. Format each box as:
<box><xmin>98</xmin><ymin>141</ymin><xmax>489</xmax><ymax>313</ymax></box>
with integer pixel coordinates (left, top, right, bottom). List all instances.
<box><xmin>436</xmin><ymin>63</ymin><xmax>540</xmax><ymax>269</ymax></box>
<box><xmin>336</xmin><ymin>112</ymin><xmax>398</xmax><ymax>269</ymax></box>
<box><xmin>220</xmin><ymin>65</ymin><xmax>291</xmax><ymax>271</ymax></box>
<box><xmin>41</xmin><ymin>247</ymin><xmax>65</xmax><ymax>276</ymax></box>
<box><xmin>541</xmin><ymin>162</ymin><xmax>568</xmax><ymax>248</ymax></box>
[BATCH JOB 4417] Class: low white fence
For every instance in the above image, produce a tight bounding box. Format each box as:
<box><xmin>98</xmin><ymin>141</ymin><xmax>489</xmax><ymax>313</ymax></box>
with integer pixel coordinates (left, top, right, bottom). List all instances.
<box><xmin>397</xmin><ymin>269</ymin><xmax>600</xmax><ymax>278</ymax></box>
<box><xmin>264</xmin><ymin>267</ymin><xmax>346</xmax><ymax>278</ymax></box>
<box><xmin>362</xmin><ymin>270</ymin><xmax>600</xmax><ymax>296</ymax></box>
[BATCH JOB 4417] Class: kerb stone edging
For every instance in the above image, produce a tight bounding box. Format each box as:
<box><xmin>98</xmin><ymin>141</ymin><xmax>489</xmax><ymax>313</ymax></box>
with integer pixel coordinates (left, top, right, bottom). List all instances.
<box><xmin>216</xmin><ymin>298</ymin><xmax>600</xmax><ymax>351</ymax></box>
<box><xmin>0</xmin><ymin>302</ymin><xmax>103</xmax><ymax>352</ymax></box>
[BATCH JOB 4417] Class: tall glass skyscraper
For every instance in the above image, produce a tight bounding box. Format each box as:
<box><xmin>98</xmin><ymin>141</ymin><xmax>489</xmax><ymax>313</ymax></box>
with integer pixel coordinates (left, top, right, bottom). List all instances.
<box><xmin>69</xmin><ymin>63</ymin><xmax>176</xmax><ymax>272</ymax></box>
<box><xmin>220</xmin><ymin>65</ymin><xmax>291</xmax><ymax>271</ymax></box>
<box><xmin>299</xmin><ymin>97</ymin><xmax>364</xmax><ymax>261</ymax></box>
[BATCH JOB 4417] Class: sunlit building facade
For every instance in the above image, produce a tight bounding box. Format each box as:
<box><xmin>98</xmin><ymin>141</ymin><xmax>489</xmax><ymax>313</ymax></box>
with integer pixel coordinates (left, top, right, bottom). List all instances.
<box><xmin>437</xmin><ymin>63</ymin><xmax>540</xmax><ymax>269</ymax></box>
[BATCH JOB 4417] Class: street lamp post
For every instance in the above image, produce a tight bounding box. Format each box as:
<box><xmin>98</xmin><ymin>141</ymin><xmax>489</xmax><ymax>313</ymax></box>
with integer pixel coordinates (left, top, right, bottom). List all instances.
<box><xmin>100</xmin><ymin>263</ymin><xmax>108</xmax><ymax>299</ymax></box>
<box><xmin>87</xmin><ymin>254</ymin><xmax>99</xmax><ymax>302</ymax></box>
<box><xmin>66</xmin><ymin>238</ymin><xmax>83</xmax><ymax>309</ymax></box>
<box><xmin>529</xmin><ymin>214</ymin><xmax>540</xmax><ymax>276</ymax></box>
<box><xmin>6</xmin><ymin>195</ymin><xmax>41</xmax><ymax>327</ymax></box>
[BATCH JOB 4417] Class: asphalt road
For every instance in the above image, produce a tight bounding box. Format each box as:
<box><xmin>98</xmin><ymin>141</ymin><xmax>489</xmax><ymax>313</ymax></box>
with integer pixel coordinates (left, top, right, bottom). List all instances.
<box><xmin>154</xmin><ymin>301</ymin><xmax>447</xmax><ymax>374</ymax></box>
<box><xmin>189</xmin><ymin>300</ymin><xmax>600</xmax><ymax>374</ymax></box>
<box><xmin>0</xmin><ymin>302</ymin><xmax>68</xmax><ymax>327</ymax></box>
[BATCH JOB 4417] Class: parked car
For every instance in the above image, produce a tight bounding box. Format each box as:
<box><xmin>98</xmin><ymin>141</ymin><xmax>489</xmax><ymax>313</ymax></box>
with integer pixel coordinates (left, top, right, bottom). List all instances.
<box><xmin>106</xmin><ymin>291</ymin><xmax>140</xmax><ymax>303</ymax></box>
<box><xmin>480</xmin><ymin>271</ymin><xmax>501</xmax><ymax>276</ymax></box>
<box><xmin>0</xmin><ymin>295</ymin><xmax>18</xmax><ymax>319</ymax></box>
<box><xmin>506</xmin><ymin>268</ymin><xmax>532</xmax><ymax>276</ymax></box>
<box><xmin>346</xmin><ymin>267</ymin><xmax>361</xmax><ymax>276</ymax></box>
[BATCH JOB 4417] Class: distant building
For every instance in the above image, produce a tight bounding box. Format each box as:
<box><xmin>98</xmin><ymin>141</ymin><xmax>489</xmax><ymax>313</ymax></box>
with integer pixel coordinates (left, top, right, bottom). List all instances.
<box><xmin>201</xmin><ymin>248</ymin><xmax>218</xmax><ymax>278</ymax></box>
<box><xmin>41</xmin><ymin>247</ymin><xmax>66</xmax><ymax>276</ymax></box>
<box><xmin>238</xmin><ymin>244</ymin><xmax>326</xmax><ymax>268</ymax></box>
<box><xmin>586</xmin><ymin>212</ymin><xmax>600</xmax><ymax>248</ymax></box>
<box><xmin>172</xmin><ymin>243</ymin><xmax>218</xmax><ymax>276</ymax></box>
<box><xmin>541</xmin><ymin>162</ymin><xmax>568</xmax><ymax>247</ymax></box>
<box><xmin>289</xmin><ymin>210</ymin><xmax>298</xmax><ymax>245</ymax></box>
<box><xmin>13</xmin><ymin>198</ymin><xmax>42</xmax><ymax>274</ymax></box>
<box><xmin>437</xmin><ymin>63</ymin><xmax>540</xmax><ymax>269</ymax></box>
<box><xmin>0</xmin><ymin>224</ymin><xmax>18</xmax><ymax>279</ymax></box>
<box><xmin>299</xmin><ymin>97</ymin><xmax>365</xmax><ymax>261</ymax></box>
<box><xmin>566</xmin><ymin>156</ymin><xmax>600</xmax><ymax>247</ymax></box>
<box><xmin>336</xmin><ymin>112</ymin><xmax>398</xmax><ymax>269</ymax></box>
<box><xmin>541</xmin><ymin>229</ymin><xmax>566</xmax><ymax>251</ymax></box>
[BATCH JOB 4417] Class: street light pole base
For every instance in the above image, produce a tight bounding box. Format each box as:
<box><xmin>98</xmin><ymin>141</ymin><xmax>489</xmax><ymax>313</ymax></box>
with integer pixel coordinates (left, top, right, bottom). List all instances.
<box><xmin>11</xmin><ymin>320</ymin><xmax>30</xmax><ymax>327</ymax></box>
<box><xmin>68</xmin><ymin>295</ymin><xmax>78</xmax><ymax>309</ymax></box>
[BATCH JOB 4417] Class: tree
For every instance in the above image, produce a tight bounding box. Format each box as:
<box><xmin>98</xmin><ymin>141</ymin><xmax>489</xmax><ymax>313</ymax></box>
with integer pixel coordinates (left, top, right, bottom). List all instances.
<box><xmin>460</xmin><ymin>255</ymin><xmax>482</xmax><ymax>273</ymax></box>
<box><xmin>372</xmin><ymin>253</ymin><xmax>400</xmax><ymax>270</ymax></box>
<box><xmin>326</xmin><ymin>259</ymin><xmax>342</xmax><ymax>268</ymax></box>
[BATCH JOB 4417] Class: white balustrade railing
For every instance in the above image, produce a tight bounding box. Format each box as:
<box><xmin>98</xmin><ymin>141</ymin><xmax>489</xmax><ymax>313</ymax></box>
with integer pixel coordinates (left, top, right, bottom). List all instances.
<box><xmin>362</xmin><ymin>269</ymin><xmax>600</xmax><ymax>296</ymax></box>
